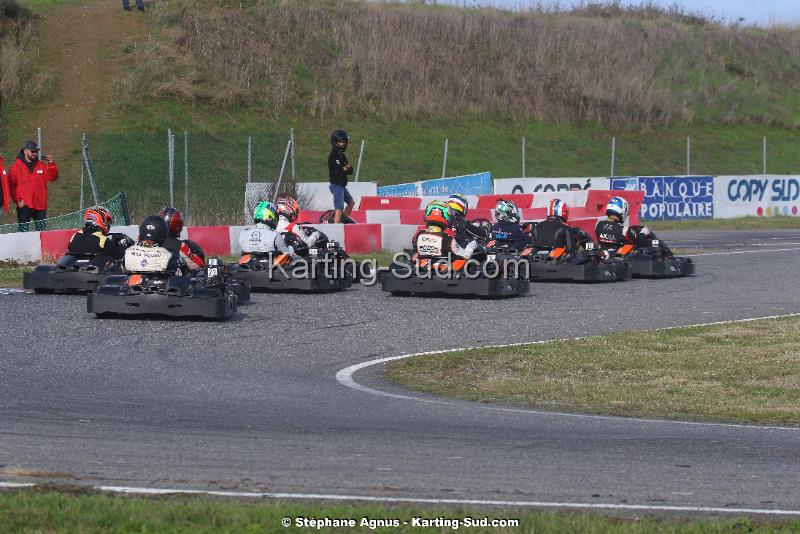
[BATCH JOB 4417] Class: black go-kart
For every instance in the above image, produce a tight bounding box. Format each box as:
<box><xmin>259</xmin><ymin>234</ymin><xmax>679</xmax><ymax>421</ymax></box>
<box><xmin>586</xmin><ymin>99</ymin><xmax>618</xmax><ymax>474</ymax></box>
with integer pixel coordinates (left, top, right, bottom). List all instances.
<box><xmin>189</xmin><ymin>258</ymin><xmax>251</xmax><ymax>303</ymax></box>
<box><xmin>232</xmin><ymin>236</ymin><xmax>354</xmax><ymax>292</ymax></box>
<box><xmin>87</xmin><ymin>259</ymin><xmax>238</xmax><ymax>320</ymax></box>
<box><xmin>381</xmin><ymin>249</ymin><xmax>530</xmax><ymax>298</ymax></box>
<box><xmin>497</xmin><ymin>240</ymin><xmax>631</xmax><ymax>283</ymax></box>
<box><xmin>611</xmin><ymin>239</ymin><xmax>695</xmax><ymax>278</ymax></box>
<box><xmin>23</xmin><ymin>254</ymin><xmax>124</xmax><ymax>294</ymax></box>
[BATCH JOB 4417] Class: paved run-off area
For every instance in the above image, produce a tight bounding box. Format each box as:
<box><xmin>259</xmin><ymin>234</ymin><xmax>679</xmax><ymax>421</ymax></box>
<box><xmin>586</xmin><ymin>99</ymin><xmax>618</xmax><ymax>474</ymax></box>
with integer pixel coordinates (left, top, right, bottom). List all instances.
<box><xmin>0</xmin><ymin>230</ymin><xmax>799</xmax><ymax>513</ymax></box>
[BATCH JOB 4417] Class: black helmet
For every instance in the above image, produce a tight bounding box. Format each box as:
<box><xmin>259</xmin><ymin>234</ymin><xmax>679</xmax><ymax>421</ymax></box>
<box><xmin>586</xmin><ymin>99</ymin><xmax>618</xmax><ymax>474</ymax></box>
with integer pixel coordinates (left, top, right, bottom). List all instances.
<box><xmin>159</xmin><ymin>206</ymin><xmax>184</xmax><ymax>238</ymax></box>
<box><xmin>330</xmin><ymin>129</ymin><xmax>349</xmax><ymax>149</ymax></box>
<box><xmin>139</xmin><ymin>215</ymin><xmax>168</xmax><ymax>246</ymax></box>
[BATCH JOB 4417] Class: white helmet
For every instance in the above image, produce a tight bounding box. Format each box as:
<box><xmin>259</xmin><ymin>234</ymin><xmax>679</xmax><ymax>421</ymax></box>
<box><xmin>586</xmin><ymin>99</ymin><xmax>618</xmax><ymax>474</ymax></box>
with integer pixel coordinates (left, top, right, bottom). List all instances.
<box><xmin>606</xmin><ymin>196</ymin><xmax>629</xmax><ymax>223</ymax></box>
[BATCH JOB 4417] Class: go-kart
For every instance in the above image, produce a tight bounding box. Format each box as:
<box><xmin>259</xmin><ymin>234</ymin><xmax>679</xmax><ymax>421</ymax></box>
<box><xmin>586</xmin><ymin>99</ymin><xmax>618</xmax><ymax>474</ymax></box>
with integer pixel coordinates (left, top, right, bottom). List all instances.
<box><xmin>188</xmin><ymin>258</ymin><xmax>251</xmax><ymax>303</ymax></box>
<box><xmin>492</xmin><ymin>240</ymin><xmax>631</xmax><ymax>282</ymax></box>
<box><xmin>381</xmin><ymin>250</ymin><xmax>530</xmax><ymax>298</ymax></box>
<box><xmin>23</xmin><ymin>254</ymin><xmax>123</xmax><ymax>294</ymax></box>
<box><xmin>87</xmin><ymin>259</ymin><xmax>238</xmax><ymax>320</ymax></box>
<box><xmin>232</xmin><ymin>236</ymin><xmax>354</xmax><ymax>292</ymax></box>
<box><xmin>610</xmin><ymin>240</ymin><xmax>694</xmax><ymax>278</ymax></box>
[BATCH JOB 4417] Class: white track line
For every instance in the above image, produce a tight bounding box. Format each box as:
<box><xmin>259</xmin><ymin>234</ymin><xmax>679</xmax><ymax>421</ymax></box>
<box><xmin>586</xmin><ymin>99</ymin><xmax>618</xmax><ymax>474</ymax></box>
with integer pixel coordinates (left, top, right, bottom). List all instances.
<box><xmin>0</xmin><ymin>484</ymin><xmax>779</xmax><ymax>516</ymax></box>
<box><xmin>336</xmin><ymin>313</ymin><xmax>800</xmax><ymax>431</ymax></box>
<box><xmin>0</xmin><ymin>482</ymin><xmax>35</xmax><ymax>489</ymax></box>
<box><xmin>691</xmin><ymin>246</ymin><xmax>800</xmax><ymax>256</ymax></box>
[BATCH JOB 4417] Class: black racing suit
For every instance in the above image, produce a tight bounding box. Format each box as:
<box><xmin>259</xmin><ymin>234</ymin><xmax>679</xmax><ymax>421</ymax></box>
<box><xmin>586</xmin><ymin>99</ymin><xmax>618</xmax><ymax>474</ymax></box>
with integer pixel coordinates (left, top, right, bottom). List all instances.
<box><xmin>595</xmin><ymin>218</ymin><xmax>672</xmax><ymax>256</ymax></box>
<box><xmin>532</xmin><ymin>216</ymin><xmax>574</xmax><ymax>252</ymax></box>
<box><xmin>67</xmin><ymin>226</ymin><xmax>128</xmax><ymax>266</ymax></box>
<box><xmin>451</xmin><ymin>215</ymin><xmax>488</xmax><ymax>242</ymax></box>
<box><xmin>328</xmin><ymin>147</ymin><xmax>353</xmax><ymax>186</ymax></box>
<box><xmin>491</xmin><ymin>221</ymin><xmax>530</xmax><ymax>251</ymax></box>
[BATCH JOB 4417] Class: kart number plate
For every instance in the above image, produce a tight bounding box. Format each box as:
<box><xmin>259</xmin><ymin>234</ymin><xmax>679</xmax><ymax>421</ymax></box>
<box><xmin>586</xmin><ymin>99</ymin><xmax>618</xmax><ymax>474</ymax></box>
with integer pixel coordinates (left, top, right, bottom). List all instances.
<box><xmin>327</xmin><ymin>242</ymin><xmax>336</xmax><ymax>250</ymax></box>
<box><xmin>310</xmin><ymin>248</ymin><xmax>319</xmax><ymax>256</ymax></box>
<box><xmin>652</xmin><ymin>240</ymin><xmax>660</xmax><ymax>247</ymax></box>
<box><xmin>487</xmin><ymin>254</ymin><xmax>496</xmax><ymax>261</ymax></box>
<box><xmin>207</xmin><ymin>267</ymin><xmax>219</xmax><ymax>278</ymax></box>
<box><xmin>208</xmin><ymin>258</ymin><xmax>219</xmax><ymax>266</ymax></box>
<box><xmin>585</xmin><ymin>242</ymin><xmax>596</xmax><ymax>251</ymax></box>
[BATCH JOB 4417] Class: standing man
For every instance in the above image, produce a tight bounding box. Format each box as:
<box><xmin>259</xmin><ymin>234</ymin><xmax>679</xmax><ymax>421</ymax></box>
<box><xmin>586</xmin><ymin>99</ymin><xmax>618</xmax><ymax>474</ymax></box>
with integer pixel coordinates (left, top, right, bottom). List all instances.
<box><xmin>9</xmin><ymin>140</ymin><xmax>59</xmax><ymax>232</ymax></box>
<box><xmin>122</xmin><ymin>0</ymin><xmax>145</xmax><ymax>12</ymax></box>
<box><xmin>328</xmin><ymin>129</ymin><xmax>354</xmax><ymax>224</ymax></box>
<box><xmin>0</xmin><ymin>154</ymin><xmax>9</xmax><ymax>224</ymax></box>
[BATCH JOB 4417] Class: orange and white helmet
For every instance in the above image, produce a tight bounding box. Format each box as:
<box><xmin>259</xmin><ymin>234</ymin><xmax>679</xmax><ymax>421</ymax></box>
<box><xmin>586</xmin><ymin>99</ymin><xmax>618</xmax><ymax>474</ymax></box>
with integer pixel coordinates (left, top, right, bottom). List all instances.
<box><xmin>276</xmin><ymin>196</ymin><xmax>300</xmax><ymax>222</ymax></box>
<box><xmin>84</xmin><ymin>207</ymin><xmax>111</xmax><ymax>235</ymax></box>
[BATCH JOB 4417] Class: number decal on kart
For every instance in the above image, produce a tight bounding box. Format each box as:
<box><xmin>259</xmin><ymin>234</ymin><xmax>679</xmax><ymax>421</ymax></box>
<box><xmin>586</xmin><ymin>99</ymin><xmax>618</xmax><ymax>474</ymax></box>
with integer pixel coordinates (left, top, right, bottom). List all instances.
<box><xmin>327</xmin><ymin>241</ymin><xmax>336</xmax><ymax>249</ymax></box>
<box><xmin>487</xmin><ymin>254</ymin><xmax>496</xmax><ymax>261</ymax></box>
<box><xmin>585</xmin><ymin>242</ymin><xmax>596</xmax><ymax>251</ymax></box>
<box><xmin>310</xmin><ymin>248</ymin><xmax>319</xmax><ymax>256</ymax></box>
<box><xmin>652</xmin><ymin>240</ymin><xmax>660</xmax><ymax>247</ymax></box>
<box><xmin>209</xmin><ymin>258</ymin><xmax>219</xmax><ymax>266</ymax></box>
<box><xmin>207</xmin><ymin>267</ymin><xmax>218</xmax><ymax>278</ymax></box>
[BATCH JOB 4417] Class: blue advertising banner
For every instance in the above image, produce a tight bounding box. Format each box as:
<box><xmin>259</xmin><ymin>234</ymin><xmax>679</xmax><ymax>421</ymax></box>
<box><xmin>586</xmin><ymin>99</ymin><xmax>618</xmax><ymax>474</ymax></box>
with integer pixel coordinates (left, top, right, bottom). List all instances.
<box><xmin>612</xmin><ymin>176</ymin><xmax>714</xmax><ymax>220</ymax></box>
<box><xmin>419</xmin><ymin>172</ymin><xmax>492</xmax><ymax>196</ymax></box>
<box><xmin>378</xmin><ymin>172</ymin><xmax>492</xmax><ymax>197</ymax></box>
<box><xmin>376</xmin><ymin>182</ymin><xmax>420</xmax><ymax>197</ymax></box>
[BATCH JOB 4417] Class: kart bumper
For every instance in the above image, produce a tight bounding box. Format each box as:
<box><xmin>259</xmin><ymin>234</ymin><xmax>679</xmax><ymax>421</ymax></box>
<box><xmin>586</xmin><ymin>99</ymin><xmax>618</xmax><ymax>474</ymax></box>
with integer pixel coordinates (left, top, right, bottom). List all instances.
<box><xmin>87</xmin><ymin>290</ymin><xmax>237</xmax><ymax>319</ymax></box>
<box><xmin>233</xmin><ymin>267</ymin><xmax>352</xmax><ymax>292</ymax></box>
<box><xmin>381</xmin><ymin>272</ymin><xmax>530</xmax><ymax>297</ymax></box>
<box><xmin>23</xmin><ymin>269</ymin><xmax>107</xmax><ymax>293</ymax></box>
<box><xmin>629</xmin><ymin>257</ymin><xmax>695</xmax><ymax>278</ymax></box>
<box><xmin>528</xmin><ymin>260</ymin><xmax>631</xmax><ymax>282</ymax></box>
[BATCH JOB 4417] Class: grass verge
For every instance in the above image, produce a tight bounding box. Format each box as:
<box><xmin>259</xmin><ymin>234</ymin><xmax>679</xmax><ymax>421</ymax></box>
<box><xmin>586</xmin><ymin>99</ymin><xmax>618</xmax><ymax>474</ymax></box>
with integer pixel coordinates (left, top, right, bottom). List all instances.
<box><xmin>387</xmin><ymin>316</ymin><xmax>800</xmax><ymax>425</ymax></box>
<box><xmin>0</xmin><ymin>486</ymin><xmax>797</xmax><ymax>532</ymax></box>
<box><xmin>649</xmin><ymin>216</ymin><xmax>800</xmax><ymax>231</ymax></box>
<box><xmin>0</xmin><ymin>262</ymin><xmax>30</xmax><ymax>287</ymax></box>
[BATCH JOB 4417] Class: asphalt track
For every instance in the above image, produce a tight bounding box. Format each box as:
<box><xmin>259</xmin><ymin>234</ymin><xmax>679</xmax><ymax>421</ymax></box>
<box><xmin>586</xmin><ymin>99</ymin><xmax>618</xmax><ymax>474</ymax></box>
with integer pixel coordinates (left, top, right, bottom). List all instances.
<box><xmin>1</xmin><ymin>230</ymin><xmax>800</xmax><ymax>515</ymax></box>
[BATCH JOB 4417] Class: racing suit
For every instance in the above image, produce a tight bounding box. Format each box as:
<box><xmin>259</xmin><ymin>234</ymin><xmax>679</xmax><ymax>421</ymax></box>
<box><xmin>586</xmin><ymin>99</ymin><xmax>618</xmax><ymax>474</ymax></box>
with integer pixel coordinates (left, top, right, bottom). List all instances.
<box><xmin>67</xmin><ymin>226</ymin><xmax>129</xmax><ymax>266</ymax></box>
<box><xmin>276</xmin><ymin>216</ymin><xmax>323</xmax><ymax>248</ymax></box>
<box><xmin>124</xmin><ymin>244</ymin><xmax>180</xmax><ymax>275</ymax></box>
<box><xmin>239</xmin><ymin>223</ymin><xmax>301</xmax><ymax>259</ymax></box>
<box><xmin>164</xmin><ymin>235</ymin><xmax>206</xmax><ymax>271</ymax></box>
<box><xmin>491</xmin><ymin>221</ymin><xmax>530</xmax><ymax>251</ymax></box>
<box><xmin>532</xmin><ymin>216</ymin><xmax>574</xmax><ymax>252</ymax></box>
<box><xmin>414</xmin><ymin>228</ymin><xmax>480</xmax><ymax>259</ymax></box>
<box><xmin>595</xmin><ymin>218</ymin><xmax>672</xmax><ymax>255</ymax></box>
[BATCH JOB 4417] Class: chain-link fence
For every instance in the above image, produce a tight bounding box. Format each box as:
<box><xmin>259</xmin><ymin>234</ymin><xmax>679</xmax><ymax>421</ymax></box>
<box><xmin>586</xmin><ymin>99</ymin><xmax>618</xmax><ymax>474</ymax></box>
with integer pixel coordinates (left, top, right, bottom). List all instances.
<box><xmin>0</xmin><ymin>192</ymin><xmax>129</xmax><ymax>234</ymax></box>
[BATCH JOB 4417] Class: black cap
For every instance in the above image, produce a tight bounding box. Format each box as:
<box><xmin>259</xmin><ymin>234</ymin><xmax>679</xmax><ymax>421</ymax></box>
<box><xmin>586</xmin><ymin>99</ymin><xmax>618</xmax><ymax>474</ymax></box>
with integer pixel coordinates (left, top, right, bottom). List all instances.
<box><xmin>22</xmin><ymin>140</ymin><xmax>39</xmax><ymax>152</ymax></box>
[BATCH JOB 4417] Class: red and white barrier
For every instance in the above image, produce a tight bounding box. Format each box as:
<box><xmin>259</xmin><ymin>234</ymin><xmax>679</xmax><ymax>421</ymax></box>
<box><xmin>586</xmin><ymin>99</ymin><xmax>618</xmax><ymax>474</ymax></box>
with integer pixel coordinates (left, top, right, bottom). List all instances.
<box><xmin>0</xmin><ymin>191</ymin><xmax>643</xmax><ymax>261</ymax></box>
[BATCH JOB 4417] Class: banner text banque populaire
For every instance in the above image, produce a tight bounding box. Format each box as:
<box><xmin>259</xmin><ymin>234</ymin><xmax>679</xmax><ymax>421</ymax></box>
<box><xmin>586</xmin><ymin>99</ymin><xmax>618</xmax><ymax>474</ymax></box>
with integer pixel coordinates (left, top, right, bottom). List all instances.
<box><xmin>611</xmin><ymin>176</ymin><xmax>714</xmax><ymax>221</ymax></box>
<box><xmin>378</xmin><ymin>172</ymin><xmax>492</xmax><ymax>197</ymax></box>
<box><xmin>714</xmin><ymin>175</ymin><xmax>800</xmax><ymax>218</ymax></box>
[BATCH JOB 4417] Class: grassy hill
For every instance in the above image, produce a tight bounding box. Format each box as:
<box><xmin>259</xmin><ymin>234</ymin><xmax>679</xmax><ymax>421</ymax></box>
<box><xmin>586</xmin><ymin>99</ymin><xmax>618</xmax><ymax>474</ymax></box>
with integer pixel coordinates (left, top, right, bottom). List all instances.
<box><xmin>2</xmin><ymin>0</ymin><xmax>800</xmax><ymax>224</ymax></box>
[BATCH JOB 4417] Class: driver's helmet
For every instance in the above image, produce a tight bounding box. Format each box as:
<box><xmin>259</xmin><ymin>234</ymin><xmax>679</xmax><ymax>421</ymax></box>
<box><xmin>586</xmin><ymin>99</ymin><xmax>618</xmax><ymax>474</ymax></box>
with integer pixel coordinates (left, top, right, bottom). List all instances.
<box><xmin>546</xmin><ymin>198</ymin><xmax>569</xmax><ymax>222</ymax></box>
<box><xmin>139</xmin><ymin>215</ymin><xmax>168</xmax><ymax>246</ymax></box>
<box><xmin>424</xmin><ymin>201</ymin><xmax>451</xmax><ymax>230</ymax></box>
<box><xmin>83</xmin><ymin>207</ymin><xmax>110</xmax><ymax>235</ymax></box>
<box><xmin>495</xmin><ymin>199</ymin><xmax>520</xmax><ymax>224</ymax></box>
<box><xmin>159</xmin><ymin>207</ymin><xmax>184</xmax><ymax>238</ymax></box>
<box><xmin>447</xmin><ymin>194</ymin><xmax>468</xmax><ymax>217</ymax></box>
<box><xmin>97</xmin><ymin>206</ymin><xmax>113</xmax><ymax>230</ymax></box>
<box><xmin>606</xmin><ymin>196</ymin><xmax>629</xmax><ymax>223</ymax></box>
<box><xmin>276</xmin><ymin>196</ymin><xmax>300</xmax><ymax>222</ymax></box>
<box><xmin>253</xmin><ymin>201</ymin><xmax>278</xmax><ymax>229</ymax></box>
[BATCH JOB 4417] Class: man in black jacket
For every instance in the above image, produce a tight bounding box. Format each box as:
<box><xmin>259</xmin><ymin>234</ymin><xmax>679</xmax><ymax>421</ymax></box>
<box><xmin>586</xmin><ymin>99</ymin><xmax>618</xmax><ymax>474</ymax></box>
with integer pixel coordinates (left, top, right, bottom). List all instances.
<box><xmin>328</xmin><ymin>129</ymin><xmax>354</xmax><ymax>224</ymax></box>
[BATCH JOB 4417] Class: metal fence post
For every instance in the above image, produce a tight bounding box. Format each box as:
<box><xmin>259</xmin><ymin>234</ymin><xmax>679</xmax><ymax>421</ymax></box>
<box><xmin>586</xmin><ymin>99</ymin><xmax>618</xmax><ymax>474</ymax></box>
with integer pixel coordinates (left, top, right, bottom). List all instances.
<box><xmin>442</xmin><ymin>138</ymin><xmax>449</xmax><ymax>178</ymax></box>
<box><xmin>610</xmin><ymin>137</ymin><xmax>616</xmax><ymax>177</ymax></box>
<box><xmin>686</xmin><ymin>136</ymin><xmax>691</xmax><ymax>175</ymax></box>
<box><xmin>82</xmin><ymin>136</ymin><xmax>101</xmax><ymax>206</ymax></box>
<box><xmin>247</xmin><ymin>136</ymin><xmax>252</xmax><ymax>183</ymax></box>
<box><xmin>274</xmin><ymin>137</ymin><xmax>292</xmax><ymax>200</ymax></box>
<box><xmin>37</xmin><ymin>127</ymin><xmax>42</xmax><ymax>154</ymax></box>
<box><xmin>184</xmin><ymin>131</ymin><xmax>189</xmax><ymax>221</ymax></box>
<box><xmin>521</xmin><ymin>137</ymin><xmax>526</xmax><ymax>178</ymax></box>
<box><xmin>290</xmin><ymin>128</ymin><xmax>296</xmax><ymax>180</ymax></box>
<box><xmin>355</xmin><ymin>139</ymin><xmax>365</xmax><ymax>182</ymax></box>
<box><xmin>763</xmin><ymin>136</ymin><xmax>767</xmax><ymax>175</ymax></box>
<box><xmin>167</xmin><ymin>128</ymin><xmax>175</xmax><ymax>207</ymax></box>
<box><xmin>80</xmin><ymin>133</ymin><xmax>86</xmax><ymax>211</ymax></box>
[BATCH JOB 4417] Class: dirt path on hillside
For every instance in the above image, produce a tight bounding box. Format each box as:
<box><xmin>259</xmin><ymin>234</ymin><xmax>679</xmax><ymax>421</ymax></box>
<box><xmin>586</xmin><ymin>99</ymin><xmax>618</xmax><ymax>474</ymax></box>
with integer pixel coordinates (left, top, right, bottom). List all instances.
<box><xmin>29</xmin><ymin>0</ymin><xmax>147</xmax><ymax>154</ymax></box>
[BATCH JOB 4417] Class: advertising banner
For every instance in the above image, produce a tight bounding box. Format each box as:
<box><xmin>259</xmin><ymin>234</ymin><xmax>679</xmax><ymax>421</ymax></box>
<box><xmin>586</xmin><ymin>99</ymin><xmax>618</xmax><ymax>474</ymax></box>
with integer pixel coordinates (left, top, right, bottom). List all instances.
<box><xmin>714</xmin><ymin>175</ymin><xmax>800</xmax><ymax>218</ymax></box>
<box><xmin>494</xmin><ymin>177</ymin><xmax>610</xmax><ymax>195</ymax></box>
<box><xmin>378</xmin><ymin>172</ymin><xmax>492</xmax><ymax>197</ymax></box>
<box><xmin>612</xmin><ymin>176</ymin><xmax>714</xmax><ymax>220</ymax></box>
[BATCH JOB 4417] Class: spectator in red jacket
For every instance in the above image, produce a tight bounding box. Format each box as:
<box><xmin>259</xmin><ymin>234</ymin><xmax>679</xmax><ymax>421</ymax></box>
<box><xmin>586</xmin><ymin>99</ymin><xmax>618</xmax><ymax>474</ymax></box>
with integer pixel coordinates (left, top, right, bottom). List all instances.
<box><xmin>9</xmin><ymin>140</ymin><xmax>59</xmax><ymax>232</ymax></box>
<box><xmin>0</xmin><ymin>156</ymin><xmax>10</xmax><ymax>224</ymax></box>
